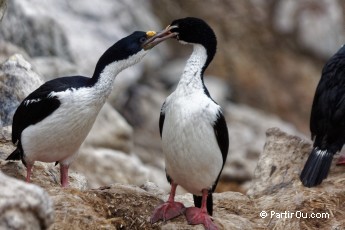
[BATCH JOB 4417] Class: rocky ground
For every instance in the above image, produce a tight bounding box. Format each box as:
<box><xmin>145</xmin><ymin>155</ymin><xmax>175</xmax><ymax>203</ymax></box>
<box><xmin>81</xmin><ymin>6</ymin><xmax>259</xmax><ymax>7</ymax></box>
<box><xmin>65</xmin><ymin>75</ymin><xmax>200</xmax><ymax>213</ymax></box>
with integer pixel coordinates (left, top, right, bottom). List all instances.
<box><xmin>2</xmin><ymin>0</ymin><xmax>345</xmax><ymax>229</ymax></box>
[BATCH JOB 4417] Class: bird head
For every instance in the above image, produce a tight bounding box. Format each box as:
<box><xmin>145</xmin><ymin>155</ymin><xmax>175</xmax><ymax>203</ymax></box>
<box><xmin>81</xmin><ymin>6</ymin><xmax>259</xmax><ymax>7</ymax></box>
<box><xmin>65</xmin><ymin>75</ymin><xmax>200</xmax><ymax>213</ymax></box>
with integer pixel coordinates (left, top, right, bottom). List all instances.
<box><xmin>112</xmin><ymin>30</ymin><xmax>171</xmax><ymax>58</ymax></box>
<box><xmin>165</xmin><ymin>17</ymin><xmax>217</xmax><ymax>48</ymax></box>
<box><xmin>163</xmin><ymin>17</ymin><xmax>217</xmax><ymax>71</ymax></box>
<box><xmin>93</xmin><ymin>30</ymin><xmax>174</xmax><ymax>77</ymax></box>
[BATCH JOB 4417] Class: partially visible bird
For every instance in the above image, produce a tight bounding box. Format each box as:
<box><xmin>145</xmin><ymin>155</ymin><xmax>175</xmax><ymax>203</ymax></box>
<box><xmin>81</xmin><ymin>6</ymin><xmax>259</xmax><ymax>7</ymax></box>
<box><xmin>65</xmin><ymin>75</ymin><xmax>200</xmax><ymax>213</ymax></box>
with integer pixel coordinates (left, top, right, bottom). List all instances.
<box><xmin>300</xmin><ymin>44</ymin><xmax>345</xmax><ymax>187</ymax></box>
<box><xmin>6</xmin><ymin>29</ymin><xmax>173</xmax><ymax>187</ymax></box>
<box><xmin>150</xmin><ymin>17</ymin><xmax>229</xmax><ymax>230</ymax></box>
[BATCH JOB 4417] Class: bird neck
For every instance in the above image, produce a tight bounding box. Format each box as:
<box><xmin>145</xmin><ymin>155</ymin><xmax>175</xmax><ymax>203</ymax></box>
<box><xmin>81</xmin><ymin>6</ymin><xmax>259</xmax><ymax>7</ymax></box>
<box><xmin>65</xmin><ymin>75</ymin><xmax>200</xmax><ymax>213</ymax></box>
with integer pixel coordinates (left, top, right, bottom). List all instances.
<box><xmin>89</xmin><ymin>60</ymin><xmax>125</xmax><ymax>97</ymax></box>
<box><xmin>89</xmin><ymin>50</ymin><xmax>146</xmax><ymax>96</ymax></box>
<box><xmin>177</xmin><ymin>44</ymin><xmax>210</xmax><ymax>91</ymax></box>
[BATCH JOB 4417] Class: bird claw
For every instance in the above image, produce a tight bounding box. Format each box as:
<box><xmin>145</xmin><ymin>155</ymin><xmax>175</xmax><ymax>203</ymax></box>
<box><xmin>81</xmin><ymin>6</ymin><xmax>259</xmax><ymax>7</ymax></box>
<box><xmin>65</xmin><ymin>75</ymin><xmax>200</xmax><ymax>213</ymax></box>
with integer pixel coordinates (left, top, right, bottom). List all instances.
<box><xmin>150</xmin><ymin>201</ymin><xmax>186</xmax><ymax>223</ymax></box>
<box><xmin>185</xmin><ymin>207</ymin><xmax>218</xmax><ymax>230</ymax></box>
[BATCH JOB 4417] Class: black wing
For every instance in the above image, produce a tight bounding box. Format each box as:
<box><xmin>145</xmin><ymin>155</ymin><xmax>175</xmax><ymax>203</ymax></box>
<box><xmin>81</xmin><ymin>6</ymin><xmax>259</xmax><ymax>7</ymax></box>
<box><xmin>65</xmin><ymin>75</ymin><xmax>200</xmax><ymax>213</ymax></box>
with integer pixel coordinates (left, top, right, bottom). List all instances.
<box><xmin>12</xmin><ymin>97</ymin><xmax>61</xmax><ymax>144</ymax></box>
<box><xmin>12</xmin><ymin>76</ymin><xmax>90</xmax><ymax>144</ymax></box>
<box><xmin>213</xmin><ymin>110</ymin><xmax>229</xmax><ymax>165</ymax></box>
<box><xmin>159</xmin><ymin>101</ymin><xmax>166</xmax><ymax>138</ymax></box>
<box><xmin>194</xmin><ymin>110</ymin><xmax>229</xmax><ymax>215</ymax></box>
<box><xmin>310</xmin><ymin>47</ymin><xmax>345</xmax><ymax>151</ymax></box>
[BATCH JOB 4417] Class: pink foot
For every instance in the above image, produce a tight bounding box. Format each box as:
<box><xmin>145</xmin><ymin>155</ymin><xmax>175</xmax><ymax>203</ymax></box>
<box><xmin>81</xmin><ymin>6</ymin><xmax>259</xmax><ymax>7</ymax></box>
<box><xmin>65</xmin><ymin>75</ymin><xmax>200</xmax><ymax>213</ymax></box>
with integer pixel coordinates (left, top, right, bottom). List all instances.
<box><xmin>150</xmin><ymin>201</ymin><xmax>185</xmax><ymax>223</ymax></box>
<box><xmin>150</xmin><ymin>182</ymin><xmax>185</xmax><ymax>223</ymax></box>
<box><xmin>185</xmin><ymin>189</ymin><xmax>218</xmax><ymax>230</ymax></box>
<box><xmin>337</xmin><ymin>154</ymin><xmax>345</xmax><ymax>165</ymax></box>
<box><xmin>185</xmin><ymin>207</ymin><xmax>218</xmax><ymax>230</ymax></box>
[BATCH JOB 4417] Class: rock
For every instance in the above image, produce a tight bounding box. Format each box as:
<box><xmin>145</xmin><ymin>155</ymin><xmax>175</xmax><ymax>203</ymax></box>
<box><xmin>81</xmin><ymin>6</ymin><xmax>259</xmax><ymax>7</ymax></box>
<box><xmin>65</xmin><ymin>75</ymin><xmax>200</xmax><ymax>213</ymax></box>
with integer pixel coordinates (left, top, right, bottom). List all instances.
<box><xmin>0</xmin><ymin>126</ymin><xmax>13</xmax><ymax>159</ymax></box>
<box><xmin>274</xmin><ymin>0</ymin><xmax>345</xmax><ymax>58</ymax></box>
<box><xmin>204</xmin><ymin>76</ymin><xmax>232</xmax><ymax>106</ymax></box>
<box><xmin>31</xmin><ymin>56</ymin><xmax>77</xmax><ymax>81</ymax></box>
<box><xmin>83</xmin><ymin>103</ymin><xmax>133</xmax><ymax>153</ymax></box>
<box><xmin>49</xmin><ymin>184</ymin><xmax>163</xmax><ymax>230</ymax></box>
<box><xmin>0</xmin><ymin>40</ymin><xmax>30</xmax><ymax>64</ymax></box>
<box><xmin>223</xmin><ymin>103</ymin><xmax>304</xmax><ymax>183</ymax></box>
<box><xmin>155</xmin><ymin>59</ymin><xmax>187</xmax><ymax>89</ymax></box>
<box><xmin>0</xmin><ymin>54</ymin><xmax>43</xmax><ymax>126</ymax></box>
<box><xmin>0</xmin><ymin>171</ymin><xmax>54</xmax><ymax>230</ymax></box>
<box><xmin>0</xmin><ymin>0</ymin><xmax>72</xmax><ymax>60</ymax></box>
<box><xmin>247</xmin><ymin>128</ymin><xmax>345</xmax><ymax>229</ymax></box>
<box><xmin>71</xmin><ymin>147</ymin><xmax>167</xmax><ymax>190</ymax></box>
<box><xmin>0</xmin><ymin>0</ymin><xmax>6</xmax><ymax>20</ymax></box>
<box><xmin>247</xmin><ymin>127</ymin><xmax>311</xmax><ymax>197</ymax></box>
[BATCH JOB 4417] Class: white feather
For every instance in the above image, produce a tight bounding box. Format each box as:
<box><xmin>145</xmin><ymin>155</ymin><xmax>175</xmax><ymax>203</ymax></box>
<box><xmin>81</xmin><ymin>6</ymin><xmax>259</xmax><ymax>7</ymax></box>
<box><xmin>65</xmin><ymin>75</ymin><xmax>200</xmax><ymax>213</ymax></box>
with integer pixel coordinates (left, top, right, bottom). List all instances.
<box><xmin>24</xmin><ymin>98</ymin><xmax>41</xmax><ymax>106</ymax></box>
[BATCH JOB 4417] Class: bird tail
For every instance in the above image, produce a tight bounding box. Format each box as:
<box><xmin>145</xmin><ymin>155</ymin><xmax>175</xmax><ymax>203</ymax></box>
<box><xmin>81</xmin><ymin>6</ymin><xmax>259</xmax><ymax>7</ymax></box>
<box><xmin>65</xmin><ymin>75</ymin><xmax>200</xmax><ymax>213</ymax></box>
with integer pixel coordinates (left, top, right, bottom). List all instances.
<box><xmin>6</xmin><ymin>148</ymin><xmax>22</xmax><ymax>161</ymax></box>
<box><xmin>300</xmin><ymin>148</ymin><xmax>334</xmax><ymax>187</ymax></box>
<box><xmin>193</xmin><ymin>193</ymin><xmax>213</xmax><ymax>216</ymax></box>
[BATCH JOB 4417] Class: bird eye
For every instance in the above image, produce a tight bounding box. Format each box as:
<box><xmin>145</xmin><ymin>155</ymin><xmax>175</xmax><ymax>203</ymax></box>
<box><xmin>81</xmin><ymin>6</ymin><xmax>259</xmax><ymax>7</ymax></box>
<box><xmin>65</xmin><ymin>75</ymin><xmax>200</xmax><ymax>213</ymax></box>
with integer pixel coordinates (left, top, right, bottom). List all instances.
<box><xmin>139</xmin><ymin>37</ymin><xmax>147</xmax><ymax>43</ymax></box>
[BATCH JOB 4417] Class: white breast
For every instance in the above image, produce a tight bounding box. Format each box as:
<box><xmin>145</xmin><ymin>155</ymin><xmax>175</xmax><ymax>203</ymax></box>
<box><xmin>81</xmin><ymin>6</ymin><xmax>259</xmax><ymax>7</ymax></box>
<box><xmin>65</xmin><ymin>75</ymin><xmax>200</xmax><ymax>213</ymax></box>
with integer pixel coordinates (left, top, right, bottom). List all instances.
<box><xmin>21</xmin><ymin>87</ymin><xmax>104</xmax><ymax>165</ymax></box>
<box><xmin>162</xmin><ymin>91</ymin><xmax>223</xmax><ymax>195</ymax></box>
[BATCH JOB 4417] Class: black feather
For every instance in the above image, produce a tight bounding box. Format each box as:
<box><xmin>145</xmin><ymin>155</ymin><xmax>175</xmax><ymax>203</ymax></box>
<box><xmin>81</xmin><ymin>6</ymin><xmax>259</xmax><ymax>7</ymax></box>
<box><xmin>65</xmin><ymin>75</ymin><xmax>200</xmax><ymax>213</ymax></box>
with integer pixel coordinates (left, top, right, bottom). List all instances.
<box><xmin>159</xmin><ymin>103</ymin><xmax>165</xmax><ymax>138</ymax></box>
<box><xmin>213</xmin><ymin>111</ymin><xmax>229</xmax><ymax>164</ymax></box>
<box><xmin>6</xmin><ymin>142</ymin><xmax>27</xmax><ymax>166</ymax></box>
<box><xmin>300</xmin><ymin>148</ymin><xmax>334</xmax><ymax>187</ymax></box>
<box><xmin>310</xmin><ymin>45</ymin><xmax>345</xmax><ymax>152</ymax></box>
<box><xmin>12</xmin><ymin>98</ymin><xmax>61</xmax><ymax>144</ymax></box>
<box><xmin>6</xmin><ymin>147</ymin><xmax>22</xmax><ymax>161</ymax></box>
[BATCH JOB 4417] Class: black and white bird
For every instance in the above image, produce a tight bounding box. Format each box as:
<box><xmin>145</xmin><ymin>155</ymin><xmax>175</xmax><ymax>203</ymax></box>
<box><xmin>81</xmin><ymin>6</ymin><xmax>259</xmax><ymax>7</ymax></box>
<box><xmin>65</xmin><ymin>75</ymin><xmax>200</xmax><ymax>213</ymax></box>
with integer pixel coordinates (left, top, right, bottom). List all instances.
<box><xmin>150</xmin><ymin>18</ymin><xmax>229</xmax><ymax>230</ymax></box>
<box><xmin>6</xmin><ymin>29</ymin><xmax>173</xmax><ymax>187</ymax></box>
<box><xmin>300</xmin><ymin>45</ymin><xmax>345</xmax><ymax>187</ymax></box>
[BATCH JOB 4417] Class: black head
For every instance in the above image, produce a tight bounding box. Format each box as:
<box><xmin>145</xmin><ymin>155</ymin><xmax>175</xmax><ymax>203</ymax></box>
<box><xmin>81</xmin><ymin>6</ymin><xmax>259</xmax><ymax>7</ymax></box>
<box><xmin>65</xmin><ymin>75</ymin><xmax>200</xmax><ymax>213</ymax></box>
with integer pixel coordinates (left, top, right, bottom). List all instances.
<box><xmin>169</xmin><ymin>17</ymin><xmax>217</xmax><ymax>49</ymax></box>
<box><xmin>92</xmin><ymin>31</ymin><xmax>170</xmax><ymax>79</ymax></box>
<box><xmin>168</xmin><ymin>17</ymin><xmax>217</xmax><ymax>73</ymax></box>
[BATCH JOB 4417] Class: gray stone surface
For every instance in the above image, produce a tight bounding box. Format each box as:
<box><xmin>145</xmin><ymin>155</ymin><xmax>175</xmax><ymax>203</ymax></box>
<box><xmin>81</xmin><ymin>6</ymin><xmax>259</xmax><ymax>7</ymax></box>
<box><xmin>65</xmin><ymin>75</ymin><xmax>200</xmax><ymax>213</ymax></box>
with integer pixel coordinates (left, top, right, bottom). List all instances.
<box><xmin>0</xmin><ymin>0</ymin><xmax>72</xmax><ymax>60</ymax></box>
<box><xmin>0</xmin><ymin>54</ymin><xmax>43</xmax><ymax>126</ymax></box>
<box><xmin>0</xmin><ymin>171</ymin><xmax>54</xmax><ymax>230</ymax></box>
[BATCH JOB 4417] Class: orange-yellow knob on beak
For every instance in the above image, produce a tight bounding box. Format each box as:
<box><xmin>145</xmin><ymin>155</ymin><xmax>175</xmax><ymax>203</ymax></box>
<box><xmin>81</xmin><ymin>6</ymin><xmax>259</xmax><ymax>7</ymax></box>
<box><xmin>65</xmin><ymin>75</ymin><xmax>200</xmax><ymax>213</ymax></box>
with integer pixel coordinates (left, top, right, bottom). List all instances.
<box><xmin>146</xmin><ymin>31</ymin><xmax>156</xmax><ymax>37</ymax></box>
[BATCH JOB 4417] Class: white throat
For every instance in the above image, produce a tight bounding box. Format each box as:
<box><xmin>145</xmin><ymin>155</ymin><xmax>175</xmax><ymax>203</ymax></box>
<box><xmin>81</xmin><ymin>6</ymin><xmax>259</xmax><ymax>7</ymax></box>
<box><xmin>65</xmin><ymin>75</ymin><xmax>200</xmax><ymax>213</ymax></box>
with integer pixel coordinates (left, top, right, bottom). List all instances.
<box><xmin>177</xmin><ymin>44</ymin><xmax>207</xmax><ymax>91</ymax></box>
<box><xmin>93</xmin><ymin>50</ymin><xmax>147</xmax><ymax>99</ymax></box>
